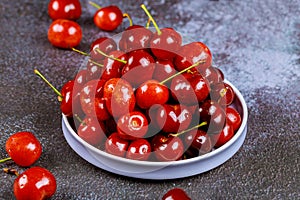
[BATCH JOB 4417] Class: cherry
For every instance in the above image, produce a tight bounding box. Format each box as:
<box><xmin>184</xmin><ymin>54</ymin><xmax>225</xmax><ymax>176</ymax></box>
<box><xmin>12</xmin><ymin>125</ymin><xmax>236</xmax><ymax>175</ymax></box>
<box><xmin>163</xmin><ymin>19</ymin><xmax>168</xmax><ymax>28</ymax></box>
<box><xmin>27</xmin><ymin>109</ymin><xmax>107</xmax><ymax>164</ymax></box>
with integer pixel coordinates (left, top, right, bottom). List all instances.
<box><xmin>126</xmin><ymin>139</ymin><xmax>151</xmax><ymax>161</ymax></box>
<box><xmin>48</xmin><ymin>19</ymin><xmax>82</xmax><ymax>49</ymax></box>
<box><xmin>90</xmin><ymin>2</ymin><xmax>123</xmax><ymax>31</ymax></box>
<box><xmin>77</xmin><ymin>117</ymin><xmax>106</xmax><ymax>146</ymax></box>
<box><xmin>105</xmin><ymin>132</ymin><xmax>129</xmax><ymax>157</ymax></box>
<box><xmin>152</xmin><ymin>60</ymin><xmax>176</xmax><ymax>83</ymax></box>
<box><xmin>184</xmin><ymin>130</ymin><xmax>212</xmax><ymax>156</ymax></box>
<box><xmin>197</xmin><ymin>100</ymin><xmax>226</xmax><ymax>134</ymax></box>
<box><xmin>211</xmin><ymin>121</ymin><xmax>234</xmax><ymax>148</ymax></box>
<box><xmin>174</xmin><ymin>42</ymin><xmax>212</xmax><ymax>72</ymax></box>
<box><xmin>135</xmin><ymin>80</ymin><xmax>169</xmax><ymax>109</ymax></box>
<box><xmin>119</xmin><ymin>25</ymin><xmax>153</xmax><ymax>52</ymax></box>
<box><xmin>86</xmin><ymin>59</ymin><xmax>104</xmax><ymax>80</ymax></box>
<box><xmin>156</xmin><ymin>104</ymin><xmax>192</xmax><ymax>133</ymax></box>
<box><xmin>162</xmin><ymin>188</ymin><xmax>191</xmax><ymax>200</ymax></box>
<box><xmin>13</xmin><ymin>166</ymin><xmax>56</xmax><ymax>200</ymax></box>
<box><xmin>117</xmin><ymin>111</ymin><xmax>148</xmax><ymax>140</ymax></box>
<box><xmin>101</xmin><ymin>50</ymin><xmax>128</xmax><ymax>81</ymax></box>
<box><xmin>48</xmin><ymin>0</ymin><xmax>82</xmax><ymax>20</ymax></box>
<box><xmin>103</xmin><ymin>78</ymin><xmax>136</xmax><ymax>118</ymax></box>
<box><xmin>201</xmin><ymin>66</ymin><xmax>224</xmax><ymax>85</ymax></box>
<box><xmin>171</xmin><ymin>72</ymin><xmax>210</xmax><ymax>105</ymax></box>
<box><xmin>225</xmin><ymin>107</ymin><xmax>242</xmax><ymax>131</ymax></box>
<box><xmin>211</xmin><ymin>82</ymin><xmax>235</xmax><ymax>106</ymax></box>
<box><xmin>152</xmin><ymin>134</ymin><xmax>184</xmax><ymax>162</ymax></box>
<box><xmin>90</xmin><ymin>37</ymin><xmax>117</xmax><ymax>61</ymax></box>
<box><xmin>4</xmin><ymin>132</ymin><xmax>42</xmax><ymax>167</ymax></box>
<box><xmin>122</xmin><ymin>50</ymin><xmax>156</xmax><ymax>87</ymax></box>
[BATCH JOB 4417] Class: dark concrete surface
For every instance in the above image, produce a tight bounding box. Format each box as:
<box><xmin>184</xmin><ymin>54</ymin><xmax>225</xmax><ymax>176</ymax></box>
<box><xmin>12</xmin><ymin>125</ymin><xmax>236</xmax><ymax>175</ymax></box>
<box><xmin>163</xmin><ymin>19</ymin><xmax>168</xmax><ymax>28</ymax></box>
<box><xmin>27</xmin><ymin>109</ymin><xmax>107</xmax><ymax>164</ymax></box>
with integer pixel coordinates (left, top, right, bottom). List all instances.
<box><xmin>0</xmin><ymin>0</ymin><xmax>299</xmax><ymax>199</ymax></box>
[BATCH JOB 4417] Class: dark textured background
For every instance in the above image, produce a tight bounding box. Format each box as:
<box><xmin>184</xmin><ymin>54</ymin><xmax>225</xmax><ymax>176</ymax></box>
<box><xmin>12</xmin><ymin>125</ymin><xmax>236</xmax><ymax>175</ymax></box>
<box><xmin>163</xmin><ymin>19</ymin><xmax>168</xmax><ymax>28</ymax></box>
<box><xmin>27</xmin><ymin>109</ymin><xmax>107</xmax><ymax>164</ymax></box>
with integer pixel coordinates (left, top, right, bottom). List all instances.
<box><xmin>0</xmin><ymin>0</ymin><xmax>299</xmax><ymax>199</ymax></box>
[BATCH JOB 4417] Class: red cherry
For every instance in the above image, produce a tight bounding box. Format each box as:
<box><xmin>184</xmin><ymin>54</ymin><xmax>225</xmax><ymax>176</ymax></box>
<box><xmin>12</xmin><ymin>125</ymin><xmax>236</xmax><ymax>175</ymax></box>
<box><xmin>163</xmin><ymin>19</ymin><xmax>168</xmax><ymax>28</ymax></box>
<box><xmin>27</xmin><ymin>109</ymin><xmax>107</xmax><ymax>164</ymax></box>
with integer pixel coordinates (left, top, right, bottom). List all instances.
<box><xmin>48</xmin><ymin>0</ymin><xmax>82</xmax><ymax>20</ymax></box>
<box><xmin>171</xmin><ymin>72</ymin><xmax>210</xmax><ymax>105</ymax></box>
<box><xmin>184</xmin><ymin>130</ymin><xmax>212</xmax><ymax>156</ymax></box>
<box><xmin>103</xmin><ymin>78</ymin><xmax>136</xmax><ymax>118</ymax></box>
<box><xmin>119</xmin><ymin>25</ymin><xmax>153</xmax><ymax>52</ymax></box>
<box><xmin>105</xmin><ymin>132</ymin><xmax>129</xmax><ymax>157</ymax></box>
<box><xmin>152</xmin><ymin>134</ymin><xmax>184</xmax><ymax>162</ymax></box>
<box><xmin>201</xmin><ymin>66</ymin><xmax>224</xmax><ymax>85</ymax></box>
<box><xmin>174</xmin><ymin>42</ymin><xmax>212</xmax><ymax>72</ymax></box>
<box><xmin>77</xmin><ymin>117</ymin><xmax>106</xmax><ymax>146</ymax></box>
<box><xmin>135</xmin><ymin>80</ymin><xmax>169</xmax><ymax>109</ymax></box>
<box><xmin>211</xmin><ymin>82</ymin><xmax>235</xmax><ymax>106</ymax></box>
<box><xmin>212</xmin><ymin>122</ymin><xmax>234</xmax><ymax>148</ymax></box>
<box><xmin>90</xmin><ymin>37</ymin><xmax>117</xmax><ymax>61</ymax></box>
<box><xmin>13</xmin><ymin>166</ymin><xmax>56</xmax><ymax>200</ymax></box>
<box><xmin>48</xmin><ymin>19</ymin><xmax>82</xmax><ymax>49</ymax></box>
<box><xmin>86</xmin><ymin>59</ymin><xmax>104</xmax><ymax>80</ymax></box>
<box><xmin>5</xmin><ymin>132</ymin><xmax>42</xmax><ymax>167</ymax></box>
<box><xmin>117</xmin><ymin>111</ymin><xmax>148</xmax><ymax>140</ymax></box>
<box><xmin>126</xmin><ymin>139</ymin><xmax>151</xmax><ymax>161</ymax></box>
<box><xmin>152</xmin><ymin>60</ymin><xmax>176</xmax><ymax>83</ymax></box>
<box><xmin>225</xmin><ymin>107</ymin><xmax>242</xmax><ymax>131</ymax></box>
<box><xmin>162</xmin><ymin>188</ymin><xmax>191</xmax><ymax>200</ymax></box>
<box><xmin>93</xmin><ymin>5</ymin><xmax>123</xmax><ymax>31</ymax></box>
<box><xmin>122</xmin><ymin>50</ymin><xmax>156</xmax><ymax>87</ymax></box>
<box><xmin>156</xmin><ymin>104</ymin><xmax>192</xmax><ymax>133</ymax></box>
<box><xmin>150</xmin><ymin>27</ymin><xmax>182</xmax><ymax>60</ymax></box>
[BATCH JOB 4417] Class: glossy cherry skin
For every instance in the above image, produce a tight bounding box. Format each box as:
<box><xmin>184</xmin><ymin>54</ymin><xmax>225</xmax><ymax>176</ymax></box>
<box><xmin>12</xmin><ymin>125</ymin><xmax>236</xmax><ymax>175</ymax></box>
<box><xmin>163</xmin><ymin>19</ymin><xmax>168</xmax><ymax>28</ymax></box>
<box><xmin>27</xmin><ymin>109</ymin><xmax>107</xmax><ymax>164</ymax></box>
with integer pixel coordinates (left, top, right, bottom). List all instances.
<box><xmin>126</xmin><ymin>139</ymin><xmax>151</xmax><ymax>161</ymax></box>
<box><xmin>105</xmin><ymin>132</ymin><xmax>129</xmax><ymax>157</ymax></box>
<box><xmin>5</xmin><ymin>132</ymin><xmax>42</xmax><ymax>167</ymax></box>
<box><xmin>93</xmin><ymin>5</ymin><xmax>123</xmax><ymax>31</ymax></box>
<box><xmin>171</xmin><ymin>73</ymin><xmax>210</xmax><ymax>105</ymax></box>
<box><xmin>48</xmin><ymin>0</ymin><xmax>81</xmax><ymax>20</ymax></box>
<box><xmin>14</xmin><ymin>166</ymin><xmax>56</xmax><ymax>200</ymax></box>
<box><xmin>119</xmin><ymin>25</ymin><xmax>153</xmax><ymax>52</ymax></box>
<box><xmin>184</xmin><ymin>130</ymin><xmax>212</xmax><ymax>156</ymax></box>
<box><xmin>197</xmin><ymin>100</ymin><xmax>226</xmax><ymax>134</ymax></box>
<box><xmin>48</xmin><ymin>19</ymin><xmax>82</xmax><ymax>49</ymax></box>
<box><xmin>122</xmin><ymin>50</ymin><xmax>156</xmax><ymax>87</ymax></box>
<box><xmin>211</xmin><ymin>82</ymin><xmax>235</xmax><ymax>106</ymax></box>
<box><xmin>152</xmin><ymin>60</ymin><xmax>176</xmax><ymax>83</ymax></box>
<box><xmin>86</xmin><ymin>59</ymin><xmax>103</xmax><ymax>80</ymax></box>
<box><xmin>150</xmin><ymin>28</ymin><xmax>182</xmax><ymax>60</ymax></box>
<box><xmin>174</xmin><ymin>42</ymin><xmax>212</xmax><ymax>72</ymax></box>
<box><xmin>156</xmin><ymin>104</ymin><xmax>192</xmax><ymax>133</ymax></box>
<box><xmin>77</xmin><ymin>117</ymin><xmax>106</xmax><ymax>146</ymax></box>
<box><xmin>225</xmin><ymin>107</ymin><xmax>242</xmax><ymax>131</ymax></box>
<box><xmin>90</xmin><ymin>37</ymin><xmax>117</xmax><ymax>61</ymax></box>
<box><xmin>117</xmin><ymin>111</ymin><xmax>148</xmax><ymax>140</ymax></box>
<box><xmin>135</xmin><ymin>80</ymin><xmax>169</xmax><ymax>109</ymax></box>
<box><xmin>162</xmin><ymin>188</ymin><xmax>191</xmax><ymax>200</ymax></box>
<box><xmin>152</xmin><ymin>135</ymin><xmax>184</xmax><ymax>162</ymax></box>
<box><xmin>101</xmin><ymin>50</ymin><xmax>128</xmax><ymax>81</ymax></box>
<box><xmin>103</xmin><ymin>78</ymin><xmax>136</xmax><ymax>118</ymax></box>
<box><xmin>201</xmin><ymin>66</ymin><xmax>224</xmax><ymax>85</ymax></box>
<box><xmin>211</xmin><ymin>121</ymin><xmax>234</xmax><ymax>148</ymax></box>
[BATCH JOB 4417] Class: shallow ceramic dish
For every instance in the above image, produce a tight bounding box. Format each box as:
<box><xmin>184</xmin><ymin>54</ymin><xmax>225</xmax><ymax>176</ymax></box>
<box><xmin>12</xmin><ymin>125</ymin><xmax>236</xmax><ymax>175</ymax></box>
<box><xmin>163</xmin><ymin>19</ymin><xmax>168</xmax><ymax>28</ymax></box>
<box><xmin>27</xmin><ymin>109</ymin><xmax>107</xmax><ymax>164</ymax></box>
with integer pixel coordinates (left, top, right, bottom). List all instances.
<box><xmin>62</xmin><ymin>79</ymin><xmax>248</xmax><ymax>180</ymax></box>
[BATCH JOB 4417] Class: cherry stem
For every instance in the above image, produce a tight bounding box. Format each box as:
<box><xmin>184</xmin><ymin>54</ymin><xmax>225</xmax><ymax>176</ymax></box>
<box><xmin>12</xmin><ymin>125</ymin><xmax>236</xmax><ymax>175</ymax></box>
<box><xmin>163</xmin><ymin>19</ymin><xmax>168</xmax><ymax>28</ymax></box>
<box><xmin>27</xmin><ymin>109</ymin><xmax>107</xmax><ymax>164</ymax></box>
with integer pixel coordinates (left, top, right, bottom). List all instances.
<box><xmin>74</xmin><ymin>114</ymin><xmax>86</xmax><ymax>126</ymax></box>
<box><xmin>34</xmin><ymin>69</ymin><xmax>63</xmax><ymax>98</ymax></box>
<box><xmin>95</xmin><ymin>48</ymin><xmax>127</xmax><ymax>64</ymax></box>
<box><xmin>140</xmin><ymin>4</ymin><xmax>161</xmax><ymax>35</ymax></box>
<box><xmin>159</xmin><ymin>60</ymin><xmax>205</xmax><ymax>85</ymax></box>
<box><xmin>89</xmin><ymin>1</ymin><xmax>101</xmax><ymax>9</ymax></box>
<box><xmin>123</xmin><ymin>13</ymin><xmax>133</xmax><ymax>26</ymax></box>
<box><xmin>0</xmin><ymin>157</ymin><xmax>12</xmax><ymax>163</ymax></box>
<box><xmin>72</xmin><ymin>47</ymin><xmax>90</xmax><ymax>57</ymax></box>
<box><xmin>169</xmin><ymin>121</ymin><xmax>208</xmax><ymax>137</ymax></box>
<box><xmin>88</xmin><ymin>59</ymin><xmax>104</xmax><ymax>67</ymax></box>
<box><xmin>145</xmin><ymin>18</ymin><xmax>151</xmax><ymax>29</ymax></box>
<box><xmin>3</xmin><ymin>168</ymin><xmax>19</xmax><ymax>176</ymax></box>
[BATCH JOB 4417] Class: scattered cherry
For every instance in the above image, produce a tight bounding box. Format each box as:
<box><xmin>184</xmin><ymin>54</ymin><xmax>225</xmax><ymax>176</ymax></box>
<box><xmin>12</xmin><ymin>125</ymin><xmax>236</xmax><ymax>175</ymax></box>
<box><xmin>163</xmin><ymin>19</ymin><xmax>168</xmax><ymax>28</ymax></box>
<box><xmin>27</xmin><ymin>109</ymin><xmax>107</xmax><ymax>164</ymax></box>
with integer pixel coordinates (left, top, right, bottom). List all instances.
<box><xmin>162</xmin><ymin>188</ymin><xmax>191</xmax><ymax>200</ymax></box>
<box><xmin>13</xmin><ymin>166</ymin><xmax>56</xmax><ymax>200</ymax></box>
<box><xmin>48</xmin><ymin>0</ymin><xmax>82</xmax><ymax>20</ymax></box>
<box><xmin>48</xmin><ymin>19</ymin><xmax>82</xmax><ymax>49</ymax></box>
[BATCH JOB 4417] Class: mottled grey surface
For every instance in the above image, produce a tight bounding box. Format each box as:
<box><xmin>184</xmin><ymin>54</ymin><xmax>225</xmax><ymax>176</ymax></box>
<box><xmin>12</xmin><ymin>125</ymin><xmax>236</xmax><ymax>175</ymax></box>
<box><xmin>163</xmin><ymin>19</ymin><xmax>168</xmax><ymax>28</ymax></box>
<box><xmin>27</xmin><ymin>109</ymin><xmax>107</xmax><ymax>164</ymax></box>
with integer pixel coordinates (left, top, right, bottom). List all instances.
<box><xmin>0</xmin><ymin>0</ymin><xmax>299</xmax><ymax>199</ymax></box>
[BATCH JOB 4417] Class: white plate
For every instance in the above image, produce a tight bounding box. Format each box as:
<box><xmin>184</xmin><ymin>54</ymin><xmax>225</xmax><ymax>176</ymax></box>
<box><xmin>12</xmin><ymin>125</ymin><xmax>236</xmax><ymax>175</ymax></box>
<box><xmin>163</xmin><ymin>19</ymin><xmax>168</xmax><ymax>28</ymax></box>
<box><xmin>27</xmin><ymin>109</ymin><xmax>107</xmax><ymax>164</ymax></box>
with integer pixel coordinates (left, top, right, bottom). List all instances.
<box><xmin>61</xmin><ymin>79</ymin><xmax>248</xmax><ymax>180</ymax></box>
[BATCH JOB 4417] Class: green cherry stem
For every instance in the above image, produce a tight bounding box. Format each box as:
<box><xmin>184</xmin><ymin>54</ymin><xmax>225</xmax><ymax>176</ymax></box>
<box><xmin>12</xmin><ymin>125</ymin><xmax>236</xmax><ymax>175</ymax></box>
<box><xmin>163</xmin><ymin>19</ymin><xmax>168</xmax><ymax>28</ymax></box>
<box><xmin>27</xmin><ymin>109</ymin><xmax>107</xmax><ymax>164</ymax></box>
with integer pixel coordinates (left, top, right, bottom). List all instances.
<box><xmin>34</xmin><ymin>69</ymin><xmax>63</xmax><ymax>98</ymax></box>
<box><xmin>123</xmin><ymin>13</ymin><xmax>133</xmax><ymax>26</ymax></box>
<box><xmin>95</xmin><ymin>48</ymin><xmax>127</xmax><ymax>64</ymax></box>
<box><xmin>89</xmin><ymin>1</ymin><xmax>101</xmax><ymax>9</ymax></box>
<box><xmin>159</xmin><ymin>60</ymin><xmax>205</xmax><ymax>85</ymax></box>
<box><xmin>145</xmin><ymin>18</ymin><xmax>151</xmax><ymax>29</ymax></box>
<box><xmin>0</xmin><ymin>157</ymin><xmax>12</xmax><ymax>163</ymax></box>
<box><xmin>169</xmin><ymin>121</ymin><xmax>208</xmax><ymax>137</ymax></box>
<box><xmin>71</xmin><ymin>47</ymin><xmax>89</xmax><ymax>57</ymax></box>
<box><xmin>140</xmin><ymin>4</ymin><xmax>162</xmax><ymax>35</ymax></box>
